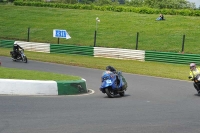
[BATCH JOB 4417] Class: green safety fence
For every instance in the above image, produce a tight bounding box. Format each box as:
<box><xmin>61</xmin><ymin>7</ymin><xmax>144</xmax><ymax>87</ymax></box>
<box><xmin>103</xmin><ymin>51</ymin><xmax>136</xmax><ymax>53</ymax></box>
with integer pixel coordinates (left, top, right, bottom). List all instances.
<box><xmin>1</xmin><ymin>40</ymin><xmax>200</xmax><ymax>66</ymax></box>
<box><xmin>0</xmin><ymin>40</ymin><xmax>14</xmax><ymax>48</ymax></box>
<box><xmin>50</xmin><ymin>44</ymin><xmax>94</xmax><ymax>56</ymax></box>
<box><xmin>145</xmin><ymin>51</ymin><xmax>200</xmax><ymax>65</ymax></box>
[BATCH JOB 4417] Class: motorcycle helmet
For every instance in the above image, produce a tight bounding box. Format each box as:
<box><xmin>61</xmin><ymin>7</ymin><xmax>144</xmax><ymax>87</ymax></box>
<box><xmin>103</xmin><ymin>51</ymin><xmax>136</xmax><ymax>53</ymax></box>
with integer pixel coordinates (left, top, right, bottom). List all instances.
<box><xmin>14</xmin><ymin>42</ymin><xmax>17</xmax><ymax>46</ymax></box>
<box><xmin>190</xmin><ymin>63</ymin><xmax>196</xmax><ymax>69</ymax></box>
<box><xmin>106</xmin><ymin>66</ymin><xmax>111</xmax><ymax>71</ymax></box>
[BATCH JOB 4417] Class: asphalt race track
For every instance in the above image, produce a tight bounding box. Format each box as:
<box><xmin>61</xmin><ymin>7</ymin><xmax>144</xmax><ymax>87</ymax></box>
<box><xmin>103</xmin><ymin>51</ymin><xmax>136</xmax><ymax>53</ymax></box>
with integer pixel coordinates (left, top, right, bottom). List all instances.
<box><xmin>0</xmin><ymin>56</ymin><xmax>200</xmax><ymax>133</ymax></box>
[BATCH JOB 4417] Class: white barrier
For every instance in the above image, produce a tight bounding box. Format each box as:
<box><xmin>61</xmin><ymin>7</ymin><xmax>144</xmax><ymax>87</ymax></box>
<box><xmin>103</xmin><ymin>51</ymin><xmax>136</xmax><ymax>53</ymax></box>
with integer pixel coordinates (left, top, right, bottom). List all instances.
<box><xmin>15</xmin><ymin>41</ymin><xmax>50</xmax><ymax>53</ymax></box>
<box><xmin>0</xmin><ymin>79</ymin><xmax>58</xmax><ymax>95</ymax></box>
<box><xmin>94</xmin><ymin>47</ymin><xmax>145</xmax><ymax>61</ymax></box>
<box><xmin>13</xmin><ymin>41</ymin><xmax>145</xmax><ymax>61</ymax></box>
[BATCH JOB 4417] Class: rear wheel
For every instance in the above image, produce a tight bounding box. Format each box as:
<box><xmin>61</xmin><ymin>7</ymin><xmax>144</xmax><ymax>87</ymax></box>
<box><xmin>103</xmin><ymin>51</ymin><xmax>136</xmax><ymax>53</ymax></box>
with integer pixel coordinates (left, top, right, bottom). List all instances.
<box><xmin>105</xmin><ymin>88</ymin><xmax>115</xmax><ymax>98</ymax></box>
<box><xmin>119</xmin><ymin>91</ymin><xmax>125</xmax><ymax>96</ymax></box>
<box><xmin>11</xmin><ymin>53</ymin><xmax>16</xmax><ymax>61</ymax></box>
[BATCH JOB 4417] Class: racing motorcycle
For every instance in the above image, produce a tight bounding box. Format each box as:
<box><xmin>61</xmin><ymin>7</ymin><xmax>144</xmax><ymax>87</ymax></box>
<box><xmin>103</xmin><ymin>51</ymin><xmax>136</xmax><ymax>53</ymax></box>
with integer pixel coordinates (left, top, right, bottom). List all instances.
<box><xmin>190</xmin><ymin>74</ymin><xmax>200</xmax><ymax>95</ymax></box>
<box><xmin>100</xmin><ymin>71</ymin><xmax>128</xmax><ymax>98</ymax></box>
<box><xmin>10</xmin><ymin>49</ymin><xmax>28</xmax><ymax>63</ymax></box>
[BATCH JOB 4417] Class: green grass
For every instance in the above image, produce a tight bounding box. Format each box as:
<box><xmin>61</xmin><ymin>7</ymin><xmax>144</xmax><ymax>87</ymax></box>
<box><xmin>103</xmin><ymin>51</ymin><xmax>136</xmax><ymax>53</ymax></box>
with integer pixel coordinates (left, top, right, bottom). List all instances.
<box><xmin>0</xmin><ymin>5</ymin><xmax>200</xmax><ymax>54</ymax></box>
<box><xmin>0</xmin><ymin>48</ymin><xmax>190</xmax><ymax>81</ymax></box>
<box><xmin>0</xmin><ymin>66</ymin><xmax>81</xmax><ymax>80</ymax></box>
<box><xmin>0</xmin><ymin>5</ymin><xmax>195</xmax><ymax>81</ymax></box>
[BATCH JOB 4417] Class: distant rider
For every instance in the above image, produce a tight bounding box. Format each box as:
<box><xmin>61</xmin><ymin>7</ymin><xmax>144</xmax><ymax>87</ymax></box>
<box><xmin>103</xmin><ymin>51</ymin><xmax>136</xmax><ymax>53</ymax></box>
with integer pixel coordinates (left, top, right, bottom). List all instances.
<box><xmin>105</xmin><ymin>65</ymin><xmax>116</xmax><ymax>73</ymax></box>
<box><xmin>13</xmin><ymin>43</ymin><xmax>23</xmax><ymax>59</ymax></box>
<box><xmin>188</xmin><ymin>63</ymin><xmax>200</xmax><ymax>94</ymax></box>
<box><xmin>101</xmin><ymin>66</ymin><xmax>117</xmax><ymax>82</ymax></box>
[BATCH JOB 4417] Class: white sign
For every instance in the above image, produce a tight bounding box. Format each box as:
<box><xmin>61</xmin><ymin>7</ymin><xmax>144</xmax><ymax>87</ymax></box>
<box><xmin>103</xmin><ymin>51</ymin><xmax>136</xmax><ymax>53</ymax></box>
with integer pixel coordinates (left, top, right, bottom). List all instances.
<box><xmin>53</xmin><ymin>29</ymin><xmax>71</xmax><ymax>39</ymax></box>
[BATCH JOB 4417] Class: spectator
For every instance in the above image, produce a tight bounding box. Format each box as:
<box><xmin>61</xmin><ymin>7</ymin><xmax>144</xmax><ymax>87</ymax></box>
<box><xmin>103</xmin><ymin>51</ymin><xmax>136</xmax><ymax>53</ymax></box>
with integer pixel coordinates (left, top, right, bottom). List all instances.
<box><xmin>156</xmin><ymin>14</ymin><xmax>165</xmax><ymax>21</ymax></box>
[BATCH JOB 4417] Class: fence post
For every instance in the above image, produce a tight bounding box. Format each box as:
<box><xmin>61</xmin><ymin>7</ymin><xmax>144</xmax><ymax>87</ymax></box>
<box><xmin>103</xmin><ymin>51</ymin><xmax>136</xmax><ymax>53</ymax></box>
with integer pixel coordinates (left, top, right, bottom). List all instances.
<box><xmin>181</xmin><ymin>34</ymin><xmax>185</xmax><ymax>53</ymax></box>
<box><xmin>58</xmin><ymin>38</ymin><xmax>60</xmax><ymax>44</ymax></box>
<box><xmin>136</xmin><ymin>32</ymin><xmax>139</xmax><ymax>50</ymax></box>
<box><xmin>27</xmin><ymin>27</ymin><xmax>30</xmax><ymax>42</ymax></box>
<box><xmin>94</xmin><ymin>30</ymin><xmax>97</xmax><ymax>47</ymax></box>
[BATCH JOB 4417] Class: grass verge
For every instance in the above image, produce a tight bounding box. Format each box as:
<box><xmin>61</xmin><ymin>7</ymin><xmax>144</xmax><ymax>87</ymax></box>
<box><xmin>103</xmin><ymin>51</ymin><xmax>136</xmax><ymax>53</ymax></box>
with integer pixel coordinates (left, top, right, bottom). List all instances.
<box><xmin>0</xmin><ymin>5</ymin><xmax>200</xmax><ymax>53</ymax></box>
<box><xmin>0</xmin><ymin>48</ymin><xmax>190</xmax><ymax>81</ymax></box>
<box><xmin>0</xmin><ymin>66</ymin><xmax>81</xmax><ymax>80</ymax></box>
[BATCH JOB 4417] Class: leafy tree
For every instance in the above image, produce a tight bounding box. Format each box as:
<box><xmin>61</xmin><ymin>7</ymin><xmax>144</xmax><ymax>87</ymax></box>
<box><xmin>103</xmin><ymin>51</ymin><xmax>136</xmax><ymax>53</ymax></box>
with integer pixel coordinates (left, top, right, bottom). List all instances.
<box><xmin>127</xmin><ymin>0</ymin><xmax>196</xmax><ymax>9</ymax></box>
<box><xmin>125</xmin><ymin>0</ymin><xmax>144</xmax><ymax>7</ymax></box>
<box><xmin>94</xmin><ymin>0</ymin><xmax>119</xmax><ymax>5</ymax></box>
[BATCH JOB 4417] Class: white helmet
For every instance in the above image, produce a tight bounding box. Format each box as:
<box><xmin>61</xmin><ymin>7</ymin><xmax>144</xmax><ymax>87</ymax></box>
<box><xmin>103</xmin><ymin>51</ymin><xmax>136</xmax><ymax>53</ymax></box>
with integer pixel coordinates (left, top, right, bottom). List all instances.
<box><xmin>190</xmin><ymin>63</ymin><xmax>196</xmax><ymax>70</ymax></box>
<box><xmin>190</xmin><ymin>63</ymin><xmax>196</xmax><ymax>67</ymax></box>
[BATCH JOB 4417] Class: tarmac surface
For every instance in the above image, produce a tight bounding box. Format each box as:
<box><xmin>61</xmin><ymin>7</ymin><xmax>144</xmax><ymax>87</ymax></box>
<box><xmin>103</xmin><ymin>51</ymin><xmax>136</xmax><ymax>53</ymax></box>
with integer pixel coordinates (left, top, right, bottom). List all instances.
<box><xmin>0</xmin><ymin>56</ymin><xmax>199</xmax><ymax>133</ymax></box>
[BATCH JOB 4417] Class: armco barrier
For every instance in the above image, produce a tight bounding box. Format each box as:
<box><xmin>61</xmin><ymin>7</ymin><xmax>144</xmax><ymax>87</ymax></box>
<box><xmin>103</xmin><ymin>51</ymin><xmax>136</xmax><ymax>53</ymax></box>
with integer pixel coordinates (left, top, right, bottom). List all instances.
<box><xmin>14</xmin><ymin>41</ymin><xmax>50</xmax><ymax>53</ymax></box>
<box><xmin>0</xmin><ymin>40</ymin><xmax>14</xmax><ymax>48</ymax></box>
<box><xmin>94</xmin><ymin>47</ymin><xmax>145</xmax><ymax>61</ymax></box>
<box><xmin>145</xmin><ymin>51</ymin><xmax>200</xmax><ymax>65</ymax></box>
<box><xmin>50</xmin><ymin>44</ymin><xmax>94</xmax><ymax>56</ymax></box>
<box><xmin>1</xmin><ymin>39</ymin><xmax>200</xmax><ymax>65</ymax></box>
<box><xmin>0</xmin><ymin>79</ymin><xmax>88</xmax><ymax>95</ymax></box>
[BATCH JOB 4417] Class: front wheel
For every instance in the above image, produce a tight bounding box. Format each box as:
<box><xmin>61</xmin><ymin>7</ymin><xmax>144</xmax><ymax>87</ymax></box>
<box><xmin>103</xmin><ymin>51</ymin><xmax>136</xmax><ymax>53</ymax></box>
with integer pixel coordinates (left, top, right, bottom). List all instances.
<box><xmin>105</xmin><ymin>88</ymin><xmax>115</xmax><ymax>98</ymax></box>
<box><xmin>194</xmin><ymin>82</ymin><xmax>200</xmax><ymax>94</ymax></box>
<box><xmin>12</xmin><ymin>58</ymin><xmax>16</xmax><ymax>62</ymax></box>
<box><xmin>23</xmin><ymin>56</ymin><xmax>28</xmax><ymax>63</ymax></box>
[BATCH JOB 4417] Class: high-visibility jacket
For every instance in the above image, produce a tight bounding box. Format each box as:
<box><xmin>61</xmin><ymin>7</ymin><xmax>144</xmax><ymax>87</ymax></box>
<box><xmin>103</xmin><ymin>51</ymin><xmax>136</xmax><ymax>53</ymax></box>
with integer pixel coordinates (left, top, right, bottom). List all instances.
<box><xmin>189</xmin><ymin>68</ymin><xmax>200</xmax><ymax>80</ymax></box>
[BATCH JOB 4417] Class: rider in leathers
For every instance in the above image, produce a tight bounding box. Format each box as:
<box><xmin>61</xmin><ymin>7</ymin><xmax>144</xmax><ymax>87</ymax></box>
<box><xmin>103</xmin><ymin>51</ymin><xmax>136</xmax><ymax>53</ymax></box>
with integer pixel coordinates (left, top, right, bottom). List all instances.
<box><xmin>188</xmin><ymin>63</ymin><xmax>200</xmax><ymax>94</ymax></box>
<box><xmin>13</xmin><ymin>43</ymin><xmax>23</xmax><ymax>59</ymax></box>
<box><xmin>101</xmin><ymin>66</ymin><xmax>116</xmax><ymax>82</ymax></box>
<box><xmin>106</xmin><ymin>66</ymin><xmax>116</xmax><ymax>73</ymax></box>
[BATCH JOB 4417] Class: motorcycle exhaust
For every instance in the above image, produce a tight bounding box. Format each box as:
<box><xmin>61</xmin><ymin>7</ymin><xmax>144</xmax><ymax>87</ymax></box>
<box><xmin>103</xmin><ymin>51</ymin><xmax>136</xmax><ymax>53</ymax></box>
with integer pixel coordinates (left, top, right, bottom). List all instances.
<box><xmin>117</xmin><ymin>90</ymin><xmax>124</xmax><ymax>93</ymax></box>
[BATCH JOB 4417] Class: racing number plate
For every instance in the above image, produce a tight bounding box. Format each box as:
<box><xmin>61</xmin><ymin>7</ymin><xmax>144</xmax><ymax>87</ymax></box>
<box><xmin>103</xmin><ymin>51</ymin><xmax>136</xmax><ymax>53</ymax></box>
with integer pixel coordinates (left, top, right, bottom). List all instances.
<box><xmin>106</xmin><ymin>80</ymin><xmax>112</xmax><ymax>84</ymax></box>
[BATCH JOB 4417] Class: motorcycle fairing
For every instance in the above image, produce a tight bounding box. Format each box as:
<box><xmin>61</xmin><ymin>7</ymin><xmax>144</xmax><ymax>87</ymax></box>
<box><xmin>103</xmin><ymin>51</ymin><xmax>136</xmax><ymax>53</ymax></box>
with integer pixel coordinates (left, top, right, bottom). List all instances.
<box><xmin>100</xmin><ymin>72</ymin><xmax>126</xmax><ymax>91</ymax></box>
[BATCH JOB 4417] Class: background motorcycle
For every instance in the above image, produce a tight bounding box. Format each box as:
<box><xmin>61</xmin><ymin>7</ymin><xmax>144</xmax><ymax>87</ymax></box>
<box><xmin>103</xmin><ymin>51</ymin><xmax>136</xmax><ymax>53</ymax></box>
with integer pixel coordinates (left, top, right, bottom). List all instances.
<box><xmin>100</xmin><ymin>71</ymin><xmax>128</xmax><ymax>98</ymax></box>
<box><xmin>10</xmin><ymin>49</ymin><xmax>28</xmax><ymax>63</ymax></box>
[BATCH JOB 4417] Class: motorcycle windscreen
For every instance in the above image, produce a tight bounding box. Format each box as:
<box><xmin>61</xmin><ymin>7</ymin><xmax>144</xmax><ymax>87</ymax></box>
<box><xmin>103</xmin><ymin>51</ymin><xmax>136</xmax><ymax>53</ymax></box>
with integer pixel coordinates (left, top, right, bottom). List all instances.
<box><xmin>100</xmin><ymin>73</ymin><xmax>116</xmax><ymax>89</ymax></box>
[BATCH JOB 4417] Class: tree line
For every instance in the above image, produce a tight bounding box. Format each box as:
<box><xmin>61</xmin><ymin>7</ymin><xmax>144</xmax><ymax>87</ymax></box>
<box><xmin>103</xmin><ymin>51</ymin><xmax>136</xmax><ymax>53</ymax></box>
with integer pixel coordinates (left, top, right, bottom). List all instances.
<box><xmin>48</xmin><ymin>0</ymin><xmax>198</xmax><ymax>9</ymax></box>
<box><xmin>1</xmin><ymin>0</ymin><xmax>199</xmax><ymax>9</ymax></box>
